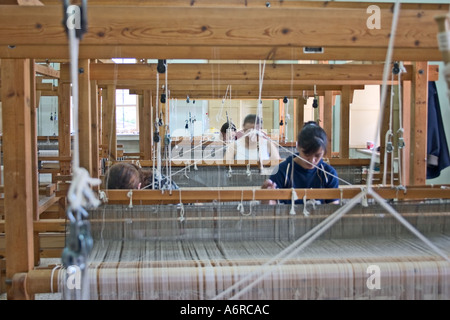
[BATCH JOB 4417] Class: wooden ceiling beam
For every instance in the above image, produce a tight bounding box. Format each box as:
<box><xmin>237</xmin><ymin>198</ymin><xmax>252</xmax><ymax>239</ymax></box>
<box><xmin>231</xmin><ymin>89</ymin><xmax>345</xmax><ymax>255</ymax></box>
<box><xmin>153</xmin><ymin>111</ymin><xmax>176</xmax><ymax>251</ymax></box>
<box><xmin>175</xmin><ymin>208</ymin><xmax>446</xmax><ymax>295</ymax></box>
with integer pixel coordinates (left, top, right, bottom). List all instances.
<box><xmin>35</xmin><ymin>1</ymin><xmax>448</xmax><ymax>10</ymax></box>
<box><xmin>86</xmin><ymin>63</ymin><xmax>414</xmax><ymax>82</ymax></box>
<box><xmin>0</xmin><ymin>5</ymin><xmax>446</xmax><ymax>61</ymax></box>
<box><xmin>0</xmin><ymin>45</ymin><xmax>442</xmax><ymax>61</ymax></box>
<box><xmin>74</xmin><ymin>63</ymin><xmax>438</xmax><ymax>83</ymax></box>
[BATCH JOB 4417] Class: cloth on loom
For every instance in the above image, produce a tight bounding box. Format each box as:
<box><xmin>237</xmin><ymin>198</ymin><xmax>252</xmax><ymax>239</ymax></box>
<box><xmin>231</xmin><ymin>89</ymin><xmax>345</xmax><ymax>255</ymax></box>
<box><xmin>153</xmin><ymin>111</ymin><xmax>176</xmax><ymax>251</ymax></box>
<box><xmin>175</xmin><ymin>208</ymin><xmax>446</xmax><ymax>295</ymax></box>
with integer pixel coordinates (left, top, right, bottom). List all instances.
<box><xmin>269</xmin><ymin>154</ymin><xmax>339</xmax><ymax>204</ymax></box>
<box><xmin>427</xmin><ymin>81</ymin><xmax>450</xmax><ymax>179</ymax></box>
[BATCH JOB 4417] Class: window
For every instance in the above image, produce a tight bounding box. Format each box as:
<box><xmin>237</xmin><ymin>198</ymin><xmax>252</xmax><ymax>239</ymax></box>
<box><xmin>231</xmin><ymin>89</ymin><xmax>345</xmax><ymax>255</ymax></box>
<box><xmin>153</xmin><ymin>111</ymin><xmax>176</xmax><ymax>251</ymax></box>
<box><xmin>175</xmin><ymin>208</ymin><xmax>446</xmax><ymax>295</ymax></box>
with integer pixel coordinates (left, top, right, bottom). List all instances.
<box><xmin>116</xmin><ymin>89</ymin><xmax>138</xmax><ymax>134</ymax></box>
<box><xmin>112</xmin><ymin>58</ymin><xmax>139</xmax><ymax>134</ymax></box>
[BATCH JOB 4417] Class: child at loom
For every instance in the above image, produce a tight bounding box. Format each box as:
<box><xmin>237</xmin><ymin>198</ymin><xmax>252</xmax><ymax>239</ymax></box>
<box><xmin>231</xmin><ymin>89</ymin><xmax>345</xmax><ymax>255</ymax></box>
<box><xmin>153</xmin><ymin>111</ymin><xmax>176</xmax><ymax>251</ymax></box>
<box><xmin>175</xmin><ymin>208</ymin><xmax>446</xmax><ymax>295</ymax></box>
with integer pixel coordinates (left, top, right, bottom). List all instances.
<box><xmin>261</xmin><ymin>121</ymin><xmax>339</xmax><ymax>204</ymax></box>
<box><xmin>104</xmin><ymin>162</ymin><xmax>179</xmax><ymax>190</ymax></box>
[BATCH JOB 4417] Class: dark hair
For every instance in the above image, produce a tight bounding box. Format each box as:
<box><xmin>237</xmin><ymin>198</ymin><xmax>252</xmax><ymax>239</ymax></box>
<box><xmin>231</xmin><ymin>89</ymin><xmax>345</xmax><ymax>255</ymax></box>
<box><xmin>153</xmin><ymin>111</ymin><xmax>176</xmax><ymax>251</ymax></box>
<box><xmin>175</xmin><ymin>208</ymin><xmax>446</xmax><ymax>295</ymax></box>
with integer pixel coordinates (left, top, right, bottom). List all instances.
<box><xmin>297</xmin><ymin>121</ymin><xmax>328</xmax><ymax>155</ymax></box>
<box><xmin>220</xmin><ymin>121</ymin><xmax>236</xmax><ymax>134</ymax></box>
<box><xmin>243</xmin><ymin>114</ymin><xmax>262</xmax><ymax>126</ymax></box>
<box><xmin>105</xmin><ymin>162</ymin><xmax>149</xmax><ymax>189</ymax></box>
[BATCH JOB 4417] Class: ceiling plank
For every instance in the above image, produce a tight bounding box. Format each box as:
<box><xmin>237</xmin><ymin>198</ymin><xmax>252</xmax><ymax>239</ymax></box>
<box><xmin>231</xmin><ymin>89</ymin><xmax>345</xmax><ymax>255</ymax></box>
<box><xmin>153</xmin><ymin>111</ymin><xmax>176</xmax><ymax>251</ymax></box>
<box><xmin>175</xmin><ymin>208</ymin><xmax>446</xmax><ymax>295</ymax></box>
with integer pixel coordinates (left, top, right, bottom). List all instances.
<box><xmin>0</xmin><ymin>5</ymin><xmax>445</xmax><ymax>61</ymax></box>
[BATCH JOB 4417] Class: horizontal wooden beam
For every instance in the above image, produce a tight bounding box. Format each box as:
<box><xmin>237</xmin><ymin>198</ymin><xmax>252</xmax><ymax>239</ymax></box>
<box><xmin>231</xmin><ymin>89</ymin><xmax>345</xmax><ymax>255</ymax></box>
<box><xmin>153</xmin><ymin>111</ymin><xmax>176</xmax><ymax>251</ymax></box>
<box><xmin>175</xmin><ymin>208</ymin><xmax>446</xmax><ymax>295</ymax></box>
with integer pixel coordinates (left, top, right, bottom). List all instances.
<box><xmin>97</xmin><ymin>186</ymin><xmax>450</xmax><ymax>205</ymax></box>
<box><xmin>0</xmin><ymin>5</ymin><xmax>446</xmax><ymax>60</ymax></box>
<box><xmin>86</xmin><ymin>63</ymin><xmax>439</xmax><ymax>83</ymax></box>
<box><xmin>85</xmin><ymin>63</ymin><xmax>414</xmax><ymax>82</ymax></box>
<box><xmin>0</xmin><ymin>45</ymin><xmax>443</xmax><ymax>61</ymax></box>
<box><xmin>34</xmin><ymin>63</ymin><xmax>59</xmax><ymax>78</ymax></box>
<box><xmin>36</xmin><ymin>1</ymin><xmax>450</xmax><ymax>10</ymax></box>
<box><xmin>105</xmin><ymin>158</ymin><xmax>371</xmax><ymax>168</ymax></box>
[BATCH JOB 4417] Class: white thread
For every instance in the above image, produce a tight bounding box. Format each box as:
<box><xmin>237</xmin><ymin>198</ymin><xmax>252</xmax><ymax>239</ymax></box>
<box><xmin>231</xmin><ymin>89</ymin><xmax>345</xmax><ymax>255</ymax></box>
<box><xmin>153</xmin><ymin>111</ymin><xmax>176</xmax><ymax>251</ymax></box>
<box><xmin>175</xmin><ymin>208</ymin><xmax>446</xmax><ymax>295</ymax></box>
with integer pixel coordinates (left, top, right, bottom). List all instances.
<box><xmin>369</xmin><ymin>190</ymin><xmax>450</xmax><ymax>263</ymax></box>
<box><xmin>50</xmin><ymin>265</ymin><xmax>62</xmax><ymax>294</ymax></box>
<box><xmin>366</xmin><ymin>0</ymin><xmax>401</xmax><ymax>193</ymax></box>
<box><xmin>437</xmin><ymin>31</ymin><xmax>450</xmax><ymax>52</ymax></box>
<box><xmin>127</xmin><ymin>189</ymin><xmax>133</xmax><ymax>208</ymax></box>
<box><xmin>289</xmin><ymin>189</ymin><xmax>298</xmax><ymax>215</ymax></box>
<box><xmin>246</xmin><ymin>163</ymin><xmax>252</xmax><ymax>176</ymax></box>
<box><xmin>135</xmin><ymin>160</ymin><xmax>142</xmax><ymax>168</ymax></box>
<box><xmin>178</xmin><ymin>190</ymin><xmax>185</xmax><ymax>222</ymax></box>
<box><xmin>227</xmin><ymin>165</ymin><xmax>233</xmax><ymax>178</ymax></box>
<box><xmin>248</xmin><ymin>189</ymin><xmax>259</xmax><ymax>216</ymax></box>
<box><xmin>214</xmin><ymin>192</ymin><xmax>365</xmax><ymax>300</ymax></box>
<box><xmin>302</xmin><ymin>194</ymin><xmax>310</xmax><ymax>216</ymax></box>
<box><xmin>67</xmin><ymin>167</ymin><xmax>101</xmax><ymax>211</ymax></box>
<box><xmin>184</xmin><ymin>165</ymin><xmax>189</xmax><ymax>179</ymax></box>
<box><xmin>361</xmin><ymin>187</ymin><xmax>368</xmax><ymax>207</ymax></box>
<box><xmin>237</xmin><ymin>190</ymin><xmax>245</xmax><ymax>215</ymax></box>
<box><xmin>98</xmin><ymin>190</ymin><xmax>108</xmax><ymax>203</ymax></box>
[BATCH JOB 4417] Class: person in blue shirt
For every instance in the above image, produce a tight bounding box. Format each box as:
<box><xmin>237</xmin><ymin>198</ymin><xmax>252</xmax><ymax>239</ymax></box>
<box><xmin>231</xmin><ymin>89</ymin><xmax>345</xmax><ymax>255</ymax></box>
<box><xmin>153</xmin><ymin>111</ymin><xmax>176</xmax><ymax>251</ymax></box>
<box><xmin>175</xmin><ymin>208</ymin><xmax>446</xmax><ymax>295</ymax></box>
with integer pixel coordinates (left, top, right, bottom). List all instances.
<box><xmin>261</xmin><ymin>121</ymin><xmax>339</xmax><ymax>204</ymax></box>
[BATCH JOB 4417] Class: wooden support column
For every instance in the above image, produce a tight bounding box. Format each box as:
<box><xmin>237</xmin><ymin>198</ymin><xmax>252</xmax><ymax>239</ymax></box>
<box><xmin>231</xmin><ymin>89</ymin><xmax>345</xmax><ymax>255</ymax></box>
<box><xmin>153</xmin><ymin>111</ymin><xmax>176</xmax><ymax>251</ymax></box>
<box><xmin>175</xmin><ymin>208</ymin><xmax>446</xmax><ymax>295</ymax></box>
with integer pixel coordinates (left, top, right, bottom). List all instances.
<box><xmin>102</xmin><ymin>85</ymin><xmax>117</xmax><ymax>161</ymax></box>
<box><xmin>295</xmin><ymin>97</ymin><xmax>306</xmax><ymax>141</ymax></box>
<box><xmin>323</xmin><ymin>91</ymin><xmax>333</xmax><ymax>155</ymax></box>
<box><xmin>379</xmin><ymin>86</ymin><xmax>392</xmax><ymax>184</ymax></box>
<box><xmin>402</xmin><ymin>80</ymin><xmax>412</xmax><ymax>186</ymax></box>
<box><xmin>78</xmin><ymin>59</ymin><xmax>92</xmax><ymax>174</ymax></box>
<box><xmin>139</xmin><ymin>90</ymin><xmax>152</xmax><ymax>160</ymax></box>
<box><xmin>318</xmin><ymin>95</ymin><xmax>325</xmax><ymax>126</ymax></box>
<box><xmin>29</xmin><ymin>60</ymin><xmax>40</xmax><ymax>267</ymax></box>
<box><xmin>410</xmin><ymin>61</ymin><xmax>428</xmax><ymax>185</ymax></box>
<box><xmin>1</xmin><ymin>59</ymin><xmax>34</xmax><ymax>299</ymax></box>
<box><xmin>90</xmin><ymin>78</ymin><xmax>100</xmax><ymax>180</ymax></box>
<box><xmin>339</xmin><ymin>86</ymin><xmax>351</xmax><ymax>158</ymax></box>
<box><xmin>58</xmin><ymin>82</ymin><xmax>72</xmax><ymax>176</ymax></box>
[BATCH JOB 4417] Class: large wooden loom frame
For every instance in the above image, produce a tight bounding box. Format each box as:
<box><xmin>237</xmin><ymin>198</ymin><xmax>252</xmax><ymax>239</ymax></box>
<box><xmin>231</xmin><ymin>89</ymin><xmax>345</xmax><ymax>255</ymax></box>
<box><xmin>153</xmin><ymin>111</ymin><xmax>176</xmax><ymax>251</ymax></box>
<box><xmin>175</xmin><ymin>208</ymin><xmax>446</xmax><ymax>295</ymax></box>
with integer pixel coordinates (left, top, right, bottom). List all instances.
<box><xmin>0</xmin><ymin>0</ymin><xmax>449</xmax><ymax>299</ymax></box>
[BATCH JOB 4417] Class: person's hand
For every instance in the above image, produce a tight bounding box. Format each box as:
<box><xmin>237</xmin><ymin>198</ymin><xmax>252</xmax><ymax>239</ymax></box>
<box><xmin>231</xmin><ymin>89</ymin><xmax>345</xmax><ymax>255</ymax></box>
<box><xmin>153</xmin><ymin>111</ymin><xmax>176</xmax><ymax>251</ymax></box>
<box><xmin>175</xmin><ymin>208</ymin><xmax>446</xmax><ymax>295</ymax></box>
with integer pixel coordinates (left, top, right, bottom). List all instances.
<box><xmin>262</xmin><ymin>179</ymin><xmax>277</xmax><ymax>189</ymax></box>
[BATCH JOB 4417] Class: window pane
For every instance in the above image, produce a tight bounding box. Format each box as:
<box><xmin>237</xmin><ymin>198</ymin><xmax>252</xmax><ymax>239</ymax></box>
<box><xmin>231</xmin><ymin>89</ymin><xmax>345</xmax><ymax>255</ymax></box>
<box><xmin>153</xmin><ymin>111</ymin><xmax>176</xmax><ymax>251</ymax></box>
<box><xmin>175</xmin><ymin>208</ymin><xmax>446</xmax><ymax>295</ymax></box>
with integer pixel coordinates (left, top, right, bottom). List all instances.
<box><xmin>116</xmin><ymin>106</ymin><xmax>137</xmax><ymax>133</ymax></box>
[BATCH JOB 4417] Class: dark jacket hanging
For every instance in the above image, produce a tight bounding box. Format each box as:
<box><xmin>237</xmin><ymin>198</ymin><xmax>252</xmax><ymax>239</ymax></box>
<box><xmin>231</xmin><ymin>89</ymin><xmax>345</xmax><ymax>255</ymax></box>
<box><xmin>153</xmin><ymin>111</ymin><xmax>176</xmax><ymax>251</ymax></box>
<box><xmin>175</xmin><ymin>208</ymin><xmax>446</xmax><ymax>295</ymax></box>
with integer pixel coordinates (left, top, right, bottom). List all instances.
<box><xmin>427</xmin><ymin>81</ymin><xmax>450</xmax><ymax>180</ymax></box>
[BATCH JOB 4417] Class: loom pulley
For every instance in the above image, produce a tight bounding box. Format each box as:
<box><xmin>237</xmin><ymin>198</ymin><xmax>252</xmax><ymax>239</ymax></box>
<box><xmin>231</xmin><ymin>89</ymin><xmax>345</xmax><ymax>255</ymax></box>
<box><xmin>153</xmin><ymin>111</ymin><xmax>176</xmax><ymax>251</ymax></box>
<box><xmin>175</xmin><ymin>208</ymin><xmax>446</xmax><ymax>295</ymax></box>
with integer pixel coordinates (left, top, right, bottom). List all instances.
<box><xmin>61</xmin><ymin>207</ymin><xmax>93</xmax><ymax>271</ymax></box>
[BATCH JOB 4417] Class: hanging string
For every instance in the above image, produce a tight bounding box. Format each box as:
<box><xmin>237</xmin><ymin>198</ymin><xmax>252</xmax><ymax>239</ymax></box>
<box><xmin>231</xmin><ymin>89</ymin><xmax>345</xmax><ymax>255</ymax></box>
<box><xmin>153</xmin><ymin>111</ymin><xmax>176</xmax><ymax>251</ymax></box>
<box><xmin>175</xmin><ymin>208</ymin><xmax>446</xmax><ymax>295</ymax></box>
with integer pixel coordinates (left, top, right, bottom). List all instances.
<box><xmin>227</xmin><ymin>165</ymin><xmax>233</xmax><ymax>178</ymax></box>
<box><xmin>246</xmin><ymin>163</ymin><xmax>252</xmax><ymax>177</ymax></box>
<box><xmin>396</xmin><ymin>62</ymin><xmax>406</xmax><ymax>188</ymax></box>
<box><xmin>366</xmin><ymin>0</ymin><xmax>401</xmax><ymax>192</ymax></box>
<box><xmin>382</xmin><ymin>73</ymin><xmax>395</xmax><ymax>185</ymax></box>
<box><xmin>289</xmin><ymin>189</ymin><xmax>298</xmax><ymax>215</ymax></box>
<box><xmin>178</xmin><ymin>189</ymin><xmax>185</xmax><ymax>222</ymax></box>
<box><xmin>213</xmin><ymin>191</ymin><xmax>366</xmax><ymax>300</ymax></box>
<box><xmin>257</xmin><ymin>60</ymin><xmax>266</xmax><ymax>171</ymax></box>
<box><xmin>361</xmin><ymin>187</ymin><xmax>369</xmax><ymax>207</ymax></box>
<box><xmin>248</xmin><ymin>188</ymin><xmax>258</xmax><ymax>216</ymax></box>
<box><xmin>62</xmin><ymin>2</ymin><xmax>100</xmax><ymax>302</ymax></box>
<box><xmin>127</xmin><ymin>189</ymin><xmax>133</xmax><ymax>209</ymax></box>
<box><xmin>236</xmin><ymin>189</ymin><xmax>245</xmax><ymax>215</ymax></box>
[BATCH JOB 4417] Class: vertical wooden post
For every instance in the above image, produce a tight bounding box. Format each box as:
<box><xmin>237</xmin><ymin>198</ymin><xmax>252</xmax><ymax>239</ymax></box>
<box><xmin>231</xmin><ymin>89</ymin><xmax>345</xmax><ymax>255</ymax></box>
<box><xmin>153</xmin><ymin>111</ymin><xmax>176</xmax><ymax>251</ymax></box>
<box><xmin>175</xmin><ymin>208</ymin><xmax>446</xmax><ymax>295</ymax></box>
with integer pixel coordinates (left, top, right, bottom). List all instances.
<box><xmin>29</xmin><ymin>61</ymin><xmax>41</xmax><ymax>267</ymax></box>
<box><xmin>91</xmin><ymin>78</ymin><xmax>100</xmax><ymax>180</ymax></box>
<box><xmin>402</xmin><ymin>80</ymin><xmax>412</xmax><ymax>186</ymax></box>
<box><xmin>78</xmin><ymin>59</ymin><xmax>92</xmax><ymax>174</ymax></box>
<box><xmin>295</xmin><ymin>97</ymin><xmax>306</xmax><ymax>141</ymax></box>
<box><xmin>58</xmin><ymin>82</ymin><xmax>72</xmax><ymax>176</ymax></box>
<box><xmin>1</xmin><ymin>59</ymin><xmax>34</xmax><ymax>299</ymax></box>
<box><xmin>410</xmin><ymin>62</ymin><xmax>428</xmax><ymax>185</ymax></box>
<box><xmin>103</xmin><ymin>85</ymin><xmax>117</xmax><ymax>161</ymax></box>
<box><xmin>318</xmin><ymin>95</ymin><xmax>325</xmax><ymax>125</ymax></box>
<box><xmin>379</xmin><ymin>86</ymin><xmax>392</xmax><ymax>184</ymax></box>
<box><xmin>323</xmin><ymin>91</ymin><xmax>333</xmax><ymax>155</ymax></box>
<box><xmin>140</xmin><ymin>90</ymin><xmax>152</xmax><ymax>160</ymax></box>
<box><xmin>340</xmin><ymin>86</ymin><xmax>351</xmax><ymax>158</ymax></box>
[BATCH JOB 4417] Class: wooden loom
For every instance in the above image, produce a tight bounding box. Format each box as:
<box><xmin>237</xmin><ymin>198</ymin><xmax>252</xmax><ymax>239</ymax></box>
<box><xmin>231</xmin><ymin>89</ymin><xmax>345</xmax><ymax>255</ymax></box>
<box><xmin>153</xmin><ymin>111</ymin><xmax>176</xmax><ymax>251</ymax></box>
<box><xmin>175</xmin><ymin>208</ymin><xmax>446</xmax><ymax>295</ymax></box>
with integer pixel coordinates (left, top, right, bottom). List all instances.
<box><xmin>1</xmin><ymin>1</ymin><xmax>450</xmax><ymax>300</ymax></box>
<box><xmin>11</xmin><ymin>195</ymin><xmax>450</xmax><ymax>300</ymax></box>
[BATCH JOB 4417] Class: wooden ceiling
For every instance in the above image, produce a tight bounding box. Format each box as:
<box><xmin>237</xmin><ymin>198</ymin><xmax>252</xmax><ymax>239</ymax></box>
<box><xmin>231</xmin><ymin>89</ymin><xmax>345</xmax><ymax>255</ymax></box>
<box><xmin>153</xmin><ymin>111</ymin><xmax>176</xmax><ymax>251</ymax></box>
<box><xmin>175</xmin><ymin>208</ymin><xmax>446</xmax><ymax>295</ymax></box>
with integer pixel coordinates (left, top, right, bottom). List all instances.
<box><xmin>0</xmin><ymin>1</ymin><xmax>447</xmax><ymax>61</ymax></box>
